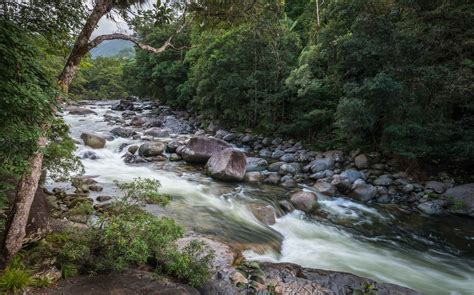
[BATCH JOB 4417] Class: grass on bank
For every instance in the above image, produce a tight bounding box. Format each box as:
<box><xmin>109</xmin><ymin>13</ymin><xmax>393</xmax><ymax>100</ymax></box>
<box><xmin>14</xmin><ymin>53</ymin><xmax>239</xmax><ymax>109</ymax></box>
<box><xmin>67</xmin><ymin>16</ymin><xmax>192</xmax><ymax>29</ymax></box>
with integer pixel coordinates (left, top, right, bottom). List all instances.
<box><xmin>0</xmin><ymin>178</ymin><xmax>214</xmax><ymax>294</ymax></box>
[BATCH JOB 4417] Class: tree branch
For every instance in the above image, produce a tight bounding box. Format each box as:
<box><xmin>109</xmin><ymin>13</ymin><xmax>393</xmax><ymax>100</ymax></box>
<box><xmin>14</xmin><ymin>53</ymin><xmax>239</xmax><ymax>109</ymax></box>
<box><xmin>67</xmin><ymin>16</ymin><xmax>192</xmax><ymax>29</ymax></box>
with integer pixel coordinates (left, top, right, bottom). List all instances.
<box><xmin>88</xmin><ymin>4</ymin><xmax>188</xmax><ymax>54</ymax></box>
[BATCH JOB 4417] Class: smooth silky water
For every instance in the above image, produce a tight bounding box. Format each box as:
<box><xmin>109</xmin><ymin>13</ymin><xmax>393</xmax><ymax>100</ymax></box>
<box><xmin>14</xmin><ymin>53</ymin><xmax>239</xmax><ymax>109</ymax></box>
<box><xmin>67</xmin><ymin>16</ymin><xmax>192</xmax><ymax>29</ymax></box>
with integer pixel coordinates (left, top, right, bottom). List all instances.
<box><xmin>56</xmin><ymin>101</ymin><xmax>474</xmax><ymax>295</ymax></box>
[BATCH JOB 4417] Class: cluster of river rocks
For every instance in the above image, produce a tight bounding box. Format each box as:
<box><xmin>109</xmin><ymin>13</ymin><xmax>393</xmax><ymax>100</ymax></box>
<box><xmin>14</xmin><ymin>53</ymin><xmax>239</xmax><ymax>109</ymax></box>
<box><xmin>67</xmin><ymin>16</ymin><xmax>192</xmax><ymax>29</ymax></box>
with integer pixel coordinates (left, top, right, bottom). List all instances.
<box><xmin>71</xmin><ymin>99</ymin><xmax>474</xmax><ymax>219</ymax></box>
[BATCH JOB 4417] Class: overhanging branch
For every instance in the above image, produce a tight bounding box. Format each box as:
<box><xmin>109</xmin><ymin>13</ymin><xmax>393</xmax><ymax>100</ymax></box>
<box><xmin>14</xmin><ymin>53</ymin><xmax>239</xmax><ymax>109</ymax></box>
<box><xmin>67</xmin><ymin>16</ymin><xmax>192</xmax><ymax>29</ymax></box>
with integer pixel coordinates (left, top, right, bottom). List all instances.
<box><xmin>88</xmin><ymin>33</ymin><xmax>173</xmax><ymax>53</ymax></box>
<box><xmin>89</xmin><ymin>3</ymin><xmax>188</xmax><ymax>54</ymax></box>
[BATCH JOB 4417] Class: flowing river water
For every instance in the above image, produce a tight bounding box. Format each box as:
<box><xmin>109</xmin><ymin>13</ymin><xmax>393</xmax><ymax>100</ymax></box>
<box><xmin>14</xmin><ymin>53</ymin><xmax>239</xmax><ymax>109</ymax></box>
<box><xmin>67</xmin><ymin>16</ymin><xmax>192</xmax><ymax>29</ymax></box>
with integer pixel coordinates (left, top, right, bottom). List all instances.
<box><xmin>56</xmin><ymin>101</ymin><xmax>474</xmax><ymax>295</ymax></box>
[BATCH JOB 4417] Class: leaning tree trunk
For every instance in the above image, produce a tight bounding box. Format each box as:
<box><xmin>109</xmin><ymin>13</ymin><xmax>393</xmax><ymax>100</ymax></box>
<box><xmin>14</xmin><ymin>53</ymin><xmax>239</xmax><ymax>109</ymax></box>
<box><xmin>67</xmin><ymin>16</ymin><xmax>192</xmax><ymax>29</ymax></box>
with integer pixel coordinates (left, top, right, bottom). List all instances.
<box><xmin>3</xmin><ymin>137</ymin><xmax>46</xmax><ymax>258</ymax></box>
<box><xmin>2</xmin><ymin>0</ymin><xmax>113</xmax><ymax>259</ymax></box>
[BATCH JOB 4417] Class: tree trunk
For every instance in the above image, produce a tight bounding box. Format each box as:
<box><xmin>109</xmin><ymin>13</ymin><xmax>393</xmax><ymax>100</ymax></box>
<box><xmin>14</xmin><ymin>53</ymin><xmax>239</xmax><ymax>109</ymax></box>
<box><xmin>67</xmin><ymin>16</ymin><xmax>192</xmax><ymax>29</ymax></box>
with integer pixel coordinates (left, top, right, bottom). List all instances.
<box><xmin>2</xmin><ymin>0</ymin><xmax>113</xmax><ymax>260</ymax></box>
<box><xmin>58</xmin><ymin>0</ymin><xmax>113</xmax><ymax>90</ymax></box>
<box><xmin>3</xmin><ymin>136</ymin><xmax>46</xmax><ymax>258</ymax></box>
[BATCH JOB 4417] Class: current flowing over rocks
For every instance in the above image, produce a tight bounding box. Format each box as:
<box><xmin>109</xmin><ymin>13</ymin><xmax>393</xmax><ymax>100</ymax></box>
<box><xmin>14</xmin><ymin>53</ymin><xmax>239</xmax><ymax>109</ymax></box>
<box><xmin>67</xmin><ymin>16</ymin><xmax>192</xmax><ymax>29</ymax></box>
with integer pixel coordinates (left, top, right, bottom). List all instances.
<box><xmin>53</xmin><ymin>99</ymin><xmax>474</xmax><ymax>295</ymax></box>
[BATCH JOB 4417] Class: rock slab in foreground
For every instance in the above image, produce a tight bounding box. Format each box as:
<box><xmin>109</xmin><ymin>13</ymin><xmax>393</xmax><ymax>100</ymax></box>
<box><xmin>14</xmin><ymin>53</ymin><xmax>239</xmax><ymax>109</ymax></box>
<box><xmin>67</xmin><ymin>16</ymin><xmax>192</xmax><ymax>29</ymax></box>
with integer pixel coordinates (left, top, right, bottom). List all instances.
<box><xmin>206</xmin><ymin>148</ymin><xmax>246</xmax><ymax>181</ymax></box>
<box><xmin>260</xmin><ymin>262</ymin><xmax>420</xmax><ymax>295</ymax></box>
<box><xmin>180</xmin><ymin>136</ymin><xmax>231</xmax><ymax>163</ymax></box>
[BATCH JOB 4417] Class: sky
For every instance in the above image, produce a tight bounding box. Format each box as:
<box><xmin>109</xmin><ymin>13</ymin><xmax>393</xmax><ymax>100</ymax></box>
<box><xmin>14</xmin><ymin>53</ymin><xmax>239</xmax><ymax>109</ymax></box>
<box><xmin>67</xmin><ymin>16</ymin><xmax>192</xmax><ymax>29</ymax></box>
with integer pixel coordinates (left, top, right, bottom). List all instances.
<box><xmin>91</xmin><ymin>1</ymin><xmax>155</xmax><ymax>38</ymax></box>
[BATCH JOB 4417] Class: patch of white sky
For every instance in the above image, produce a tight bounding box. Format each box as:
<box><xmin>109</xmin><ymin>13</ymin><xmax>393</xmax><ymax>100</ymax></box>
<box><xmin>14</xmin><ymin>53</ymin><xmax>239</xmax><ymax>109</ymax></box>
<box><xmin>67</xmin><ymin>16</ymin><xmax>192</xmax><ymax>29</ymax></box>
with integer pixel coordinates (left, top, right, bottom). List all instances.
<box><xmin>91</xmin><ymin>0</ymin><xmax>155</xmax><ymax>38</ymax></box>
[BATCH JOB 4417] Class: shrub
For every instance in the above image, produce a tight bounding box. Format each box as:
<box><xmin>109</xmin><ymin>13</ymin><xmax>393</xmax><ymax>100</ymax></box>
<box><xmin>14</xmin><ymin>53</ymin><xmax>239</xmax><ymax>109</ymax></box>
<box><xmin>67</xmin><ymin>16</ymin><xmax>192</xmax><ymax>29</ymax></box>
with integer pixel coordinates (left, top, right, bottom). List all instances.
<box><xmin>161</xmin><ymin>240</ymin><xmax>214</xmax><ymax>287</ymax></box>
<box><xmin>0</xmin><ymin>256</ymin><xmax>50</xmax><ymax>293</ymax></box>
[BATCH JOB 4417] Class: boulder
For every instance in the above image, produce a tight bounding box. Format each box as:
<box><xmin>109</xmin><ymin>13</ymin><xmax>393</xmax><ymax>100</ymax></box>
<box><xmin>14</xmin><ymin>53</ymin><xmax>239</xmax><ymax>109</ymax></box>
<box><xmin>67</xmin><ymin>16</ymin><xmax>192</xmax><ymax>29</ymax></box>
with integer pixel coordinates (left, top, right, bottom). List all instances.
<box><xmin>290</xmin><ymin>191</ymin><xmax>318</xmax><ymax>212</ymax></box>
<box><xmin>167</xmin><ymin>140</ymin><xmax>182</xmax><ymax>153</ymax></box>
<box><xmin>246</xmin><ymin>157</ymin><xmax>268</xmax><ymax>172</ymax></box>
<box><xmin>205</xmin><ymin>148</ymin><xmax>246</xmax><ymax>181</ymax></box>
<box><xmin>444</xmin><ymin>183</ymin><xmax>474</xmax><ymax>216</ymax></box>
<box><xmin>341</xmin><ymin>169</ymin><xmax>365</xmax><ymax>184</ymax></box>
<box><xmin>425</xmin><ymin>181</ymin><xmax>447</xmax><ymax>194</ymax></box>
<box><xmin>144</xmin><ymin>127</ymin><xmax>170</xmax><ymax>138</ymax></box>
<box><xmin>223</xmin><ymin>133</ymin><xmax>237</xmax><ymax>142</ymax></box>
<box><xmin>354</xmin><ymin>153</ymin><xmax>369</xmax><ymax>169</ymax></box>
<box><xmin>67</xmin><ymin>106</ymin><xmax>97</xmax><ymax>115</ymax></box>
<box><xmin>250</xmin><ymin>204</ymin><xmax>276</xmax><ymax>225</ymax></box>
<box><xmin>111</xmin><ymin>127</ymin><xmax>136</xmax><ymax>138</ymax></box>
<box><xmin>130</xmin><ymin>116</ymin><xmax>145</xmax><ymax>126</ymax></box>
<box><xmin>279</xmin><ymin>163</ymin><xmax>301</xmax><ymax>175</ymax></box>
<box><xmin>305</xmin><ymin>158</ymin><xmax>334</xmax><ymax>173</ymax></box>
<box><xmin>373</xmin><ymin>175</ymin><xmax>393</xmax><ymax>186</ymax></box>
<box><xmin>272</xmin><ymin>150</ymin><xmax>285</xmax><ymax>159</ymax></box>
<box><xmin>111</xmin><ymin>99</ymin><xmax>134</xmax><ymax>111</ymax></box>
<box><xmin>322</xmin><ymin>150</ymin><xmax>344</xmax><ymax>163</ymax></box>
<box><xmin>259</xmin><ymin>148</ymin><xmax>272</xmax><ymax>158</ymax></box>
<box><xmin>314</xmin><ymin>181</ymin><xmax>336</xmax><ymax>196</ymax></box>
<box><xmin>402</xmin><ymin>183</ymin><xmax>415</xmax><ymax>194</ymax></box>
<box><xmin>280</xmin><ymin>153</ymin><xmax>295</xmax><ymax>163</ymax></box>
<box><xmin>281</xmin><ymin>179</ymin><xmax>298</xmax><ymax>188</ymax></box>
<box><xmin>138</xmin><ymin>142</ymin><xmax>166</xmax><ymax>157</ymax></box>
<box><xmin>279</xmin><ymin>200</ymin><xmax>295</xmax><ymax>213</ymax></box>
<box><xmin>146</xmin><ymin>119</ymin><xmax>163</xmax><ymax>128</ymax></box>
<box><xmin>264</xmin><ymin>173</ymin><xmax>281</xmax><ymax>185</ymax></box>
<box><xmin>181</xmin><ymin>136</ymin><xmax>231</xmax><ymax>163</ymax></box>
<box><xmin>331</xmin><ymin>175</ymin><xmax>352</xmax><ymax>193</ymax></box>
<box><xmin>244</xmin><ymin>172</ymin><xmax>263</xmax><ymax>183</ymax></box>
<box><xmin>121</xmin><ymin>110</ymin><xmax>136</xmax><ymax>119</ymax></box>
<box><xmin>128</xmin><ymin>145</ymin><xmax>139</xmax><ymax>154</ymax></box>
<box><xmin>268</xmin><ymin>161</ymin><xmax>285</xmax><ymax>172</ymax></box>
<box><xmin>349</xmin><ymin>183</ymin><xmax>377</xmax><ymax>202</ymax></box>
<box><xmin>417</xmin><ymin>200</ymin><xmax>446</xmax><ymax>215</ymax></box>
<box><xmin>80</xmin><ymin>132</ymin><xmax>105</xmax><ymax>149</ymax></box>
<box><xmin>80</xmin><ymin>150</ymin><xmax>99</xmax><ymax>160</ymax></box>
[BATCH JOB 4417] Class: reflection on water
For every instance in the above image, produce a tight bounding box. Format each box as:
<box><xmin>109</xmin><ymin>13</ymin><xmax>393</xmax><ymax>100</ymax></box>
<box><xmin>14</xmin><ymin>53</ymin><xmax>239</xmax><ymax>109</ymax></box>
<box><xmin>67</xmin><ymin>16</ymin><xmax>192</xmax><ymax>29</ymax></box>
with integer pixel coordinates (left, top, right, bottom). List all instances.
<box><xmin>56</xmin><ymin>101</ymin><xmax>474</xmax><ymax>295</ymax></box>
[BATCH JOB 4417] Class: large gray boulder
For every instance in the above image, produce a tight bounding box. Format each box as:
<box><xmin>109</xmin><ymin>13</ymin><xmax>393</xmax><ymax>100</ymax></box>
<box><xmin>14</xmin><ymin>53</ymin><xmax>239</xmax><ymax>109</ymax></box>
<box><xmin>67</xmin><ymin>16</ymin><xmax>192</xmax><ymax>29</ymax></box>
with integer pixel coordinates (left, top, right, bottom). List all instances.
<box><xmin>180</xmin><ymin>136</ymin><xmax>231</xmax><ymax>163</ymax></box>
<box><xmin>80</xmin><ymin>132</ymin><xmax>105</xmax><ymax>149</ymax></box>
<box><xmin>138</xmin><ymin>142</ymin><xmax>166</xmax><ymax>157</ymax></box>
<box><xmin>205</xmin><ymin>148</ymin><xmax>246</xmax><ymax>181</ymax></box>
<box><xmin>444</xmin><ymin>183</ymin><xmax>474</xmax><ymax>216</ymax></box>
<box><xmin>246</xmin><ymin>157</ymin><xmax>268</xmax><ymax>172</ymax></box>
<box><xmin>290</xmin><ymin>191</ymin><xmax>318</xmax><ymax>213</ymax></box>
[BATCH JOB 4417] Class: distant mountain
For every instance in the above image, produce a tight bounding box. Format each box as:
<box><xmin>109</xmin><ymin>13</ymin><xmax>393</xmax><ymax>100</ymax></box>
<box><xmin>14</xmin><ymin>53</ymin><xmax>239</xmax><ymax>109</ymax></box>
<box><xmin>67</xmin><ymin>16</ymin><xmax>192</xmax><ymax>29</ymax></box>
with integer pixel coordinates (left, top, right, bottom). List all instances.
<box><xmin>90</xmin><ymin>40</ymin><xmax>135</xmax><ymax>58</ymax></box>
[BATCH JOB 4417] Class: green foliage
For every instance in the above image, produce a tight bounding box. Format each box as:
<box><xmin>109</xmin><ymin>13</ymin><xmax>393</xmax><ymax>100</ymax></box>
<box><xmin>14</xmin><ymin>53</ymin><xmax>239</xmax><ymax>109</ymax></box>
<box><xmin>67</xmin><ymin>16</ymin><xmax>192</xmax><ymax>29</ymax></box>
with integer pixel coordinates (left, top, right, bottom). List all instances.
<box><xmin>0</xmin><ymin>20</ymin><xmax>82</xmax><ymax>214</ymax></box>
<box><xmin>19</xmin><ymin>178</ymin><xmax>212</xmax><ymax>288</ymax></box>
<box><xmin>161</xmin><ymin>240</ymin><xmax>214</xmax><ymax>287</ymax></box>
<box><xmin>127</xmin><ymin>0</ymin><xmax>473</xmax><ymax>164</ymax></box>
<box><xmin>236</xmin><ymin>260</ymin><xmax>265</xmax><ymax>292</ymax></box>
<box><xmin>69</xmin><ymin>56</ymin><xmax>130</xmax><ymax>100</ymax></box>
<box><xmin>0</xmin><ymin>256</ymin><xmax>51</xmax><ymax>294</ymax></box>
<box><xmin>114</xmin><ymin>177</ymin><xmax>171</xmax><ymax>208</ymax></box>
<box><xmin>353</xmin><ymin>281</ymin><xmax>378</xmax><ymax>295</ymax></box>
<box><xmin>59</xmin><ymin>211</ymin><xmax>183</xmax><ymax>273</ymax></box>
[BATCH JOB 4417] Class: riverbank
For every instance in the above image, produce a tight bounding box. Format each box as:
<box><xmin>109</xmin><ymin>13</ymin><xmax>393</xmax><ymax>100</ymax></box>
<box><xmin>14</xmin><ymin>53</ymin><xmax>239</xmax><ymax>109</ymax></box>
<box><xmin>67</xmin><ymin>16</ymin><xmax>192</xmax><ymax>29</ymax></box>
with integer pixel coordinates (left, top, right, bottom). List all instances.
<box><xmin>35</xmin><ymin>99</ymin><xmax>474</xmax><ymax>294</ymax></box>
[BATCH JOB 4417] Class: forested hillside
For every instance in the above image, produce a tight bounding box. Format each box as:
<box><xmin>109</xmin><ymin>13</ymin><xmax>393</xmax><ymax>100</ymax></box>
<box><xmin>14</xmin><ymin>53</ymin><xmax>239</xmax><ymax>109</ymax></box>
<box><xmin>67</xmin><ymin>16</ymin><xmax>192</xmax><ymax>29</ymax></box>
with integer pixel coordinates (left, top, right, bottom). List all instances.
<box><xmin>115</xmin><ymin>0</ymin><xmax>473</xmax><ymax>163</ymax></box>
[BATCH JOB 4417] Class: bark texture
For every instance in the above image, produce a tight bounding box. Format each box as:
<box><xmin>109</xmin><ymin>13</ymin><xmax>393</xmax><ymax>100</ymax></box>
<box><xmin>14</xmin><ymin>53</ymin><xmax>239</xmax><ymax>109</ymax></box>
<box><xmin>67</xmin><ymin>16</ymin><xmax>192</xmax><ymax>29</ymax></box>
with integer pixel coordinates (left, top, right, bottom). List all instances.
<box><xmin>3</xmin><ymin>136</ymin><xmax>46</xmax><ymax>258</ymax></box>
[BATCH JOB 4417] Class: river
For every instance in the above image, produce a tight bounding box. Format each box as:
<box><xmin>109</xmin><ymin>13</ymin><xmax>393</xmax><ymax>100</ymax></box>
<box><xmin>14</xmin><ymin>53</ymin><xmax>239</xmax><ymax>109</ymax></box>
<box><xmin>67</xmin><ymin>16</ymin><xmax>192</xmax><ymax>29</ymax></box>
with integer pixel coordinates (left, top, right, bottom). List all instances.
<box><xmin>57</xmin><ymin>100</ymin><xmax>474</xmax><ymax>295</ymax></box>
